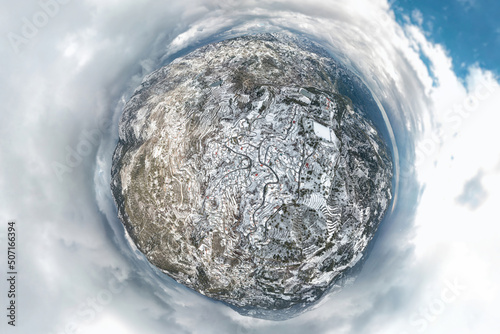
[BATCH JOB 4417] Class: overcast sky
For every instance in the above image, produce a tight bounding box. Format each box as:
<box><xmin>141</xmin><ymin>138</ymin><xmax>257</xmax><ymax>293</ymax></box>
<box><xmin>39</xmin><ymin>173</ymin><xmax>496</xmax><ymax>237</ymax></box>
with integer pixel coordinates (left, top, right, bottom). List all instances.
<box><xmin>1</xmin><ymin>1</ymin><xmax>499</xmax><ymax>333</ymax></box>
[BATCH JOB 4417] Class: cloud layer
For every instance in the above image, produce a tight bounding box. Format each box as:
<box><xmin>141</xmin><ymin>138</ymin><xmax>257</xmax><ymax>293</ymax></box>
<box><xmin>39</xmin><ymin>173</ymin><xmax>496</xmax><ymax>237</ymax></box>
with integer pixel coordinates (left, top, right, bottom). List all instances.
<box><xmin>0</xmin><ymin>1</ymin><xmax>499</xmax><ymax>333</ymax></box>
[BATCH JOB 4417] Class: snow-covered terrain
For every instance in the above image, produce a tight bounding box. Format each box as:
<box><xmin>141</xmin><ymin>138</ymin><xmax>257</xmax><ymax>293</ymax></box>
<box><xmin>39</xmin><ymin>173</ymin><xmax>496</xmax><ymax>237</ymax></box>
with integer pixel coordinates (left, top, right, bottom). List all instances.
<box><xmin>111</xmin><ymin>34</ymin><xmax>393</xmax><ymax>319</ymax></box>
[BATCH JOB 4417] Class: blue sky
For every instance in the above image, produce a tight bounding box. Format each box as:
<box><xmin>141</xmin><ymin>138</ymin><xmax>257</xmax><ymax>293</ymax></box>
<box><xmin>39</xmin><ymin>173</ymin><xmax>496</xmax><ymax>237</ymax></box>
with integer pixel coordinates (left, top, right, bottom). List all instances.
<box><xmin>393</xmin><ymin>0</ymin><xmax>500</xmax><ymax>79</ymax></box>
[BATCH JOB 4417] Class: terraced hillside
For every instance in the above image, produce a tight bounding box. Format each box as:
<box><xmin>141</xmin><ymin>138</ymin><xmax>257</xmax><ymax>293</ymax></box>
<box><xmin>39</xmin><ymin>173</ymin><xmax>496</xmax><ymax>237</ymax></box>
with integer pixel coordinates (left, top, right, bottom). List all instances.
<box><xmin>111</xmin><ymin>33</ymin><xmax>393</xmax><ymax>318</ymax></box>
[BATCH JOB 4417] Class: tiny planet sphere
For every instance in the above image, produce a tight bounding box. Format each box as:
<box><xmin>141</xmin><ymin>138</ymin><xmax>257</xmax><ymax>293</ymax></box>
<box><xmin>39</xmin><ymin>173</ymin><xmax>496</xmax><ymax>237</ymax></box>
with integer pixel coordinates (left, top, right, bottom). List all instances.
<box><xmin>111</xmin><ymin>33</ymin><xmax>393</xmax><ymax>319</ymax></box>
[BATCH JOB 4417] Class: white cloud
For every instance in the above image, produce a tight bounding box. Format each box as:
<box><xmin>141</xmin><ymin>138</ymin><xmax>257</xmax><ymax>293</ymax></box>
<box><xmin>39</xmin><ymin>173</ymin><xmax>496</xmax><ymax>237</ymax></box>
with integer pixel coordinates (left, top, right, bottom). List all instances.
<box><xmin>0</xmin><ymin>0</ymin><xmax>498</xmax><ymax>333</ymax></box>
